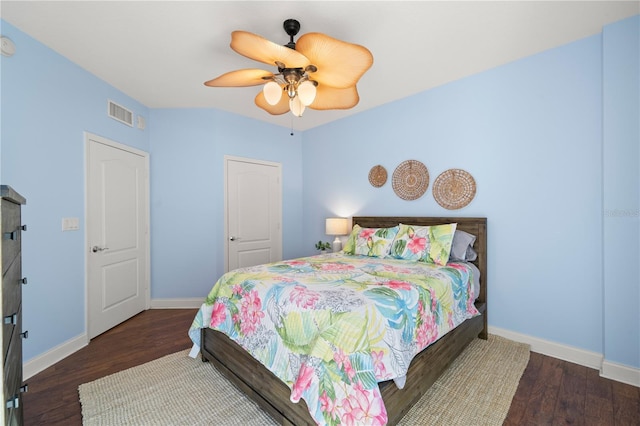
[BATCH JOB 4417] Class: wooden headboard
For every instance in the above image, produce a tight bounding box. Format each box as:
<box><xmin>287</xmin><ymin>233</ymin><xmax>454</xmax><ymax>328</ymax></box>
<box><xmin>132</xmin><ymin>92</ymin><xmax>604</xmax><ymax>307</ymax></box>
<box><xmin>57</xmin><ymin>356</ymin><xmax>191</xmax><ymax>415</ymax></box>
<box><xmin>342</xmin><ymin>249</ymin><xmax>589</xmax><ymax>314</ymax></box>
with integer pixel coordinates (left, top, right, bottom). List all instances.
<box><xmin>352</xmin><ymin>216</ymin><xmax>487</xmax><ymax>312</ymax></box>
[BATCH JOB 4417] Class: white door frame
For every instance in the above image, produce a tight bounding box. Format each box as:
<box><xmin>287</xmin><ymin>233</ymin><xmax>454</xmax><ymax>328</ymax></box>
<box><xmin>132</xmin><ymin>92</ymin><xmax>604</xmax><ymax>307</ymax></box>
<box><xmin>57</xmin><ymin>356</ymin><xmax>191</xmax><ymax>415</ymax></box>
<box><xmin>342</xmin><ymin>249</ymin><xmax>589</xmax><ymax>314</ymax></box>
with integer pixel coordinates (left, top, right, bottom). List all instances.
<box><xmin>224</xmin><ymin>155</ymin><xmax>282</xmax><ymax>273</ymax></box>
<box><xmin>84</xmin><ymin>132</ymin><xmax>150</xmax><ymax>339</ymax></box>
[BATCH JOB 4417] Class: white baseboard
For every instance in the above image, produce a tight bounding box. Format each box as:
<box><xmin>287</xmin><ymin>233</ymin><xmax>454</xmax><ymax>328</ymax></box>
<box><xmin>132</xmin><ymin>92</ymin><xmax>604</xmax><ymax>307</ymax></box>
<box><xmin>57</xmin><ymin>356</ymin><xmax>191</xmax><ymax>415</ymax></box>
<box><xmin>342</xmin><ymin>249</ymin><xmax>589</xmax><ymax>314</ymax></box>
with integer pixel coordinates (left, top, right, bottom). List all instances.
<box><xmin>23</xmin><ymin>333</ymin><xmax>88</xmax><ymax>380</ymax></box>
<box><xmin>150</xmin><ymin>298</ymin><xmax>203</xmax><ymax>309</ymax></box>
<box><xmin>490</xmin><ymin>326</ymin><xmax>640</xmax><ymax>387</ymax></box>
<box><xmin>490</xmin><ymin>326</ymin><xmax>603</xmax><ymax>369</ymax></box>
<box><xmin>602</xmin><ymin>359</ymin><xmax>640</xmax><ymax>387</ymax></box>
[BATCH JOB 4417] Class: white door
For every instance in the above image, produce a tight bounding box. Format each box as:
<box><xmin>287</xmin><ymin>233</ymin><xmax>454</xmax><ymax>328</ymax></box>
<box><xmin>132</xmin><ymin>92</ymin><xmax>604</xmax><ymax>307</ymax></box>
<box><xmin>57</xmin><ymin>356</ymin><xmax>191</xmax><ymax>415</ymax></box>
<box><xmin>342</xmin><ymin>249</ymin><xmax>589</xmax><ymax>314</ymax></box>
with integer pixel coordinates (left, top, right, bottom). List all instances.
<box><xmin>225</xmin><ymin>156</ymin><xmax>282</xmax><ymax>272</ymax></box>
<box><xmin>86</xmin><ymin>133</ymin><xmax>149</xmax><ymax>339</ymax></box>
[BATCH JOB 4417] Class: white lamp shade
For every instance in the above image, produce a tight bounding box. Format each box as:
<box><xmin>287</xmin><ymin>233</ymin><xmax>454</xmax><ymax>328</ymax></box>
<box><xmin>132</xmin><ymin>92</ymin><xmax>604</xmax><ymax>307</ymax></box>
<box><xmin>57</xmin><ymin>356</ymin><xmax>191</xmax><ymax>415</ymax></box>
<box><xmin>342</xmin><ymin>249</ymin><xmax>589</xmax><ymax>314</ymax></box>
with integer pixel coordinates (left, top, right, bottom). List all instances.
<box><xmin>289</xmin><ymin>96</ymin><xmax>305</xmax><ymax>117</ymax></box>
<box><xmin>297</xmin><ymin>81</ymin><xmax>317</xmax><ymax>106</ymax></box>
<box><xmin>325</xmin><ymin>218</ymin><xmax>349</xmax><ymax>236</ymax></box>
<box><xmin>263</xmin><ymin>81</ymin><xmax>282</xmax><ymax>105</ymax></box>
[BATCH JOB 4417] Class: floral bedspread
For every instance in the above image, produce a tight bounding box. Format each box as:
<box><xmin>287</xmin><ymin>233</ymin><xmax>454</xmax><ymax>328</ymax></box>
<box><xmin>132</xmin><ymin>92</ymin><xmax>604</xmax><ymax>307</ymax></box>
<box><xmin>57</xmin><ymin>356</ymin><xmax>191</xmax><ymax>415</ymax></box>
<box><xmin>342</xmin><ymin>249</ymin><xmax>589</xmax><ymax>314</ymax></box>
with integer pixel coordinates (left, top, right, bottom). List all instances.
<box><xmin>188</xmin><ymin>253</ymin><xmax>479</xmax><ymax>426</ymax></box>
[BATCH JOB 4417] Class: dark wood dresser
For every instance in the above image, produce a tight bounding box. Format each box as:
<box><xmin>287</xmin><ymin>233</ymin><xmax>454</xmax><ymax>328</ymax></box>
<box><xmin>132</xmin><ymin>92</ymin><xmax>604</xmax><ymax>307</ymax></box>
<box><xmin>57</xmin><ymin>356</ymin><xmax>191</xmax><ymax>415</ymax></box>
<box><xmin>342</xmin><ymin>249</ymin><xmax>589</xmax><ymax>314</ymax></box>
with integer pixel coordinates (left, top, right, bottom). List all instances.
<box><xmin>1</xmin><ymin>186</ymin><xmax>27</xmax><ymax>425</ymax></box>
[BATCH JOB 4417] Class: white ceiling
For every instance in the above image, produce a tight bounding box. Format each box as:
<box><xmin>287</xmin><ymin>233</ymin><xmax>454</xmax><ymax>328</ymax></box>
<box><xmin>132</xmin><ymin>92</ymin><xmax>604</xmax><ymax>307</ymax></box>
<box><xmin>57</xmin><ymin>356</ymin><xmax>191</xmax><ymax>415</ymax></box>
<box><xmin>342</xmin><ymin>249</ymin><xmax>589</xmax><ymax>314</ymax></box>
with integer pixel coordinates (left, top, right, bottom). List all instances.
<box><xmin>1</xmin><ymin>1</ymin><xmax>638</xmax><ymax>131</ymax></box>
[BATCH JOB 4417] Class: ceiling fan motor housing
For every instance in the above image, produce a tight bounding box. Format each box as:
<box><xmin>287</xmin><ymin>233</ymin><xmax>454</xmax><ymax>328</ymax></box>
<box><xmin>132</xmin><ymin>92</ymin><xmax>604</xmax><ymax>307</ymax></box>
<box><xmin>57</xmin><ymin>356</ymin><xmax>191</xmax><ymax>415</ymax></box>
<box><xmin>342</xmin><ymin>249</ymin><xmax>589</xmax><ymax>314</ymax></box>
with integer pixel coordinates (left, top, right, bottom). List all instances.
<box><xmin>283</xmin><ymin>19</ymin><xmax>300</xmax><ymax>49</ymax></box>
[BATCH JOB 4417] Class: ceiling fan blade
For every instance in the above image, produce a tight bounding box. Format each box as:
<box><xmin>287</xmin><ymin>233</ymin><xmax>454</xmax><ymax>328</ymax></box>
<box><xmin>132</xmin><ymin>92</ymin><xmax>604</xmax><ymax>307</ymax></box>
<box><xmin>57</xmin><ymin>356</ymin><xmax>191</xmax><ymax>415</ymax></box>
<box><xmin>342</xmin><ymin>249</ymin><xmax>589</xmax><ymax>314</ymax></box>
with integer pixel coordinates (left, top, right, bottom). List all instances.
<box><xmin>296</xmin><ymin>33</ymin><xmax>373</xmax><ymax>89</ymax></box>
<box><xmin>231</xmin><ymin>31</ymin><xmax>310</xmax><ymax>68</ymax></box>
<box><xmin>308</xmin><ymin>85</ymin><xmax>360</xmax><ymax>110</ymax></box>
<box><xmin>204</xmin><ymin>69</ymin><xmax>274</xmax><ymax>87</ymax></box>
<box><xmin>255</xmin><ymin>91</ymin><xmax>290</xmax><ymax>115</ymax></box>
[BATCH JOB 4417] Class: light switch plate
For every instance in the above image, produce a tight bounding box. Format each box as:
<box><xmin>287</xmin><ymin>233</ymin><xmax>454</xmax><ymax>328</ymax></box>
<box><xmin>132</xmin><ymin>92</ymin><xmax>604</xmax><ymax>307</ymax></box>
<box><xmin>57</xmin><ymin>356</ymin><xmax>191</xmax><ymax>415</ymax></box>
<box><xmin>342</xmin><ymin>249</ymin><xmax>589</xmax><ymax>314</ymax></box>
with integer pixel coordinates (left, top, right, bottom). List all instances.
<box><xmin>62</xmin><ymin>217</ymin><xmax>80</xmax><ymax>231</ymax></box>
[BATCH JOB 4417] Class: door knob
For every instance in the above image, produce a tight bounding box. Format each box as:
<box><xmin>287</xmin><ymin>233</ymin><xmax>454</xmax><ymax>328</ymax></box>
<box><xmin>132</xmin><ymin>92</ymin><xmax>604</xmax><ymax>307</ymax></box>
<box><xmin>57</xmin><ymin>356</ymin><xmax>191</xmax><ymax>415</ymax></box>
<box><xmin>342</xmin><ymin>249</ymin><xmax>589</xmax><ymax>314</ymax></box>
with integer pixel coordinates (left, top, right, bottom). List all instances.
<box><xmin>229</xmin><ymin>236</ymin><xmax>239</xmax><ymax>241</ymax></box>
<box><xmin>92</xmin><ymin>246</ymin><xmax>109</xmax><ymax>253</ymax></box>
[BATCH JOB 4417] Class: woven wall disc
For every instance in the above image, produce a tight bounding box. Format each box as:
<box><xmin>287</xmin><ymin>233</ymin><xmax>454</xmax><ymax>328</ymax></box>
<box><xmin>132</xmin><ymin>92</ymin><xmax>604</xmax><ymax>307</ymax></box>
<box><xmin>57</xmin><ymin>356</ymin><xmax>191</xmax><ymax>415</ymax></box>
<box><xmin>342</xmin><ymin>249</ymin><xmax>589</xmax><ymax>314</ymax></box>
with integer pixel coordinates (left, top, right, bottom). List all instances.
<box><xmin>433</xmin><ymin>169</ymin><xmax>476</xmax><ymax>210</ymax></box>
<box><xmin>392</xmin><ymin>160</ymin><xmax>429</xmax><ymax>200</ymax></box>
<box><xmin>368</xmin><ymin>165</ymin><xmax>387</xmax><ymax>187</ymax></box>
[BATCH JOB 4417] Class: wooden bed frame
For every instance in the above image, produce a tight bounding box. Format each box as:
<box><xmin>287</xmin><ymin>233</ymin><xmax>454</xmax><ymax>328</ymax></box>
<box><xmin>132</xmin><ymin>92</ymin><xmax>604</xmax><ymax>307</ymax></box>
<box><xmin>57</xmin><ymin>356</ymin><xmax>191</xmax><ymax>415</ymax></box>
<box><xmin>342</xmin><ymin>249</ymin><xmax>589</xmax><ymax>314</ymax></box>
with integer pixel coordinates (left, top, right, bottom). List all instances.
<box><xmin>200</xmin><ymin>217</ymin><xmax>487</xmax><ymax>425</ymax></box>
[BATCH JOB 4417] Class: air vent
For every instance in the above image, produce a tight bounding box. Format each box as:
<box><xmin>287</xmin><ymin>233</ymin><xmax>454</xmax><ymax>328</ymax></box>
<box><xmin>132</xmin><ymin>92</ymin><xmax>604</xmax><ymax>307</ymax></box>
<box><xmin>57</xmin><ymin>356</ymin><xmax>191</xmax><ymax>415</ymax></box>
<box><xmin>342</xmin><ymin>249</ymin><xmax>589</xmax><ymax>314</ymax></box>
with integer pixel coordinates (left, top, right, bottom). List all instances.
<box><xmin>107</xmin><ymin>100</ymin><xmax>133</xmax><ymax>127</ymax></box>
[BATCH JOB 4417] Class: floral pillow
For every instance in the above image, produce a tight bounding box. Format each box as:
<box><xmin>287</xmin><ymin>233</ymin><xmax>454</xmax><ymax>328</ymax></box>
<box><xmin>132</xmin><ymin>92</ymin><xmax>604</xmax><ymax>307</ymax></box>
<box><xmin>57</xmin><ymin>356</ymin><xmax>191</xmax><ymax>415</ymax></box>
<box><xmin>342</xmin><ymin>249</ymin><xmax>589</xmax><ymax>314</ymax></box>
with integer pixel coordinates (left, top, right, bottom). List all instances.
<box><xmin>390</xmin><ymin>223</ymin><xmax>457</xmax><ymax>265</ymax></box>
<box><xmin>343</xmin><ymin>224</ymin><xmax>399</xmax><ymax>257</ymax></box>
<box><xmin>342</xmin><ymin>224</ymin><xmax>361</xmax><ymax>254</ymax></box>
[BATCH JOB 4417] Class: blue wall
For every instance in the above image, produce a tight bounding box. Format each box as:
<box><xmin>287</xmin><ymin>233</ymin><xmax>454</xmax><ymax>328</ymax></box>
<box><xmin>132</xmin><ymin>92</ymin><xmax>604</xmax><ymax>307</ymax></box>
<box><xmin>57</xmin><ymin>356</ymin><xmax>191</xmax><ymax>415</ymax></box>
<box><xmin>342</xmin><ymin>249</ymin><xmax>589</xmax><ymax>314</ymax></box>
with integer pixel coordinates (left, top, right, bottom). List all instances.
<box><xmin>149</xmin><ymin>108</ymin><xmax>303</xmax><ymax>299</ymax></box>
<box><xmin>0</xmin><ymin>20</ymin><xmax>150</xmax><ymax>360</ymax></box>
<box><xmin>1</xmin><ymin>15</ymin><xmax>638</xmax><ymax>375</ymax></box>
<box><xmin>602</xmin><ymin>15</ymin><xmax>640</xmax><ymax>369</ymax></box>
<box><xmin>303</xmin><ymin>34</ymin><xmax>604</xmax><ymax>354</ymax></box>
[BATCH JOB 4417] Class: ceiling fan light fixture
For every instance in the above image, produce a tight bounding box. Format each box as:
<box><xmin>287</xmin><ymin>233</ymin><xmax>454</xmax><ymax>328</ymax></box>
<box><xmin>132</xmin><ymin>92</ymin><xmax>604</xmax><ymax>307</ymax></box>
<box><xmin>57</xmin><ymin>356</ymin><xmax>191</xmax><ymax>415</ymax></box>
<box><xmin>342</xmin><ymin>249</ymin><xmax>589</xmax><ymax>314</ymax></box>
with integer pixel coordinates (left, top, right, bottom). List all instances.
<box><xmin>297</xmin><ymin>80</ymin><xmax>317</xmax><ymax>106</ymax></box>
<box><xmin>205</xmin><ymin>19</ymin><xmax>373</xmax><ymax>118</ymax></box>
<box><xmin>263</xmin><ymin>81</ymin><xmax>283</xmax><ymax>105</ymax></box>
<box><xmin>289</xmin><ymin>96</ymin><xmax>305</xmax><ymax>117</ymax></box>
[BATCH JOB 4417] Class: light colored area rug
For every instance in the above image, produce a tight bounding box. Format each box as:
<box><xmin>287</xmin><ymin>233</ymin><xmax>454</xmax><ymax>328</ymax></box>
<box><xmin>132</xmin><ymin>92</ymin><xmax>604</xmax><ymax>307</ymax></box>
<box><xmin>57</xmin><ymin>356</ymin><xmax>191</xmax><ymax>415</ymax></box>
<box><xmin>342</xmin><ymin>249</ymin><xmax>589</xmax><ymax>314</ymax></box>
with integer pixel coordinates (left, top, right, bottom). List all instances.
<box><xmin>79</xmin><ymin>335</ymin><xmax>529</xmax><ymax>426</ymax></box>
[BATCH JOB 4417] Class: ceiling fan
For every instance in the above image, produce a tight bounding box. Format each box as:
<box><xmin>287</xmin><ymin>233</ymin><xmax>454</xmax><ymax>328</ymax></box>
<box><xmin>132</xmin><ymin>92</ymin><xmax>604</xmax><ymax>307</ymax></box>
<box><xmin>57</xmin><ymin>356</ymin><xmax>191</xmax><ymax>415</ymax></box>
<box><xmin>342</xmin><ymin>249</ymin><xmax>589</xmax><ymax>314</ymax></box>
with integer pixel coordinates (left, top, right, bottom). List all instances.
<box><xmin>204</xmin><ymin>19</ymin><xmax>374</xmax><ymax>117</ymax></box>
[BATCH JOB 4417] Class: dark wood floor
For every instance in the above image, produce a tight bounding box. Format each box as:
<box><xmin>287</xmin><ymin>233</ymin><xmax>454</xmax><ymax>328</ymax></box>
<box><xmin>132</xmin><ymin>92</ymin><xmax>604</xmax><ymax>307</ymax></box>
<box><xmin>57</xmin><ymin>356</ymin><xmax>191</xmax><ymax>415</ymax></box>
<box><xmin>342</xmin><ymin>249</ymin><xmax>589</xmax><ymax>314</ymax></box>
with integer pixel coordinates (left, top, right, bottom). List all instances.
<box><xmin>23</xmin><ymin>309</ymin><xmax>195</xmax><ymax>425</ymax></box>
<box><xmin>505</xmin><ymin>351</ymin><xmax>639</xmax><ymax>426</ymax></box>
<box><xmin>22</xmin><ymin>309</ymin><xmax>639</xmax><ymax>425</ymax></box>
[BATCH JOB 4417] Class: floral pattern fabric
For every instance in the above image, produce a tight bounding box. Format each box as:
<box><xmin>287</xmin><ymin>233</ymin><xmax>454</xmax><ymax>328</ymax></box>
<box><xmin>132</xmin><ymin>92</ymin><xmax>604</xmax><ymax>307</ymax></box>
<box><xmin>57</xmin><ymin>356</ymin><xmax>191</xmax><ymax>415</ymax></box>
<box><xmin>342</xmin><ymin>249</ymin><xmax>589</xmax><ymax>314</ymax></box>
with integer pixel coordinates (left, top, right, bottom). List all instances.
<box><xmin>189</xmin><ymin>253</ymin><xmax>479</xmax><ymax>426</ymax></box>
<box><xmin>390</xmin><ymin>223</ymin><xmax>457</xmax><ymax>265</ymax></box>
<box><xmin>343</xmin><ymin>225</ymin><xmax>400</xmax><ymax>257</ymax></box>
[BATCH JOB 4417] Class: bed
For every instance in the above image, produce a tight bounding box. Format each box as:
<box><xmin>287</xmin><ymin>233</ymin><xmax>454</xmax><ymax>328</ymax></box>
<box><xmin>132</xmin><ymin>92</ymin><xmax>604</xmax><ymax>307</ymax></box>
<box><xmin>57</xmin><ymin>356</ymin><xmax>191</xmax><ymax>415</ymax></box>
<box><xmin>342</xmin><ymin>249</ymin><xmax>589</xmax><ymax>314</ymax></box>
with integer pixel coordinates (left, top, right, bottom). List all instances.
<box><xmin>189</xmin><ymin>216</ymin><xmax>487</xmax><ymax>425</ymax></box>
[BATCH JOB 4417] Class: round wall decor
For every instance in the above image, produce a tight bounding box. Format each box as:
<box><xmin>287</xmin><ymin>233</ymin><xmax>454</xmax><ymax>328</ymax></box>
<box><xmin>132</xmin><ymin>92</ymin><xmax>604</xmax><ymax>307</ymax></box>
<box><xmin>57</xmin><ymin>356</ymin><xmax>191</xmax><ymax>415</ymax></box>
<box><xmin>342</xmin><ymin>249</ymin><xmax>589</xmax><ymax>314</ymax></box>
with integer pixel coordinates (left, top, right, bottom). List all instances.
<box><xmin>432</xmin><ymin>168</ymin><xmax>476</xmax><ymax>210</ymax></box>
<box><xmin>368</xmin><ymin>165</ymin><xmax>387</xmax><ymax>187</ymax></box>
<box><xmin>392</xmin><ymin>160</ymin><xmax>429</xmax><ymax>201</ymax></box>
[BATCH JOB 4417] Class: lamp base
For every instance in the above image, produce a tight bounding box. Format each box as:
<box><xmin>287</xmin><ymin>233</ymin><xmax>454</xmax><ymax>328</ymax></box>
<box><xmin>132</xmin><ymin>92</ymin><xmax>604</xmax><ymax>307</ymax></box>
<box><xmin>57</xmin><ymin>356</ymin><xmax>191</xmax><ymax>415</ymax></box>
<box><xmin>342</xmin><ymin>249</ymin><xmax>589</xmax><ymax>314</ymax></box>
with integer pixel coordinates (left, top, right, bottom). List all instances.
<box><xmin>332</xmin><ymin>237</ymin><xmax>342</xmax><ymax>253</ymax></box>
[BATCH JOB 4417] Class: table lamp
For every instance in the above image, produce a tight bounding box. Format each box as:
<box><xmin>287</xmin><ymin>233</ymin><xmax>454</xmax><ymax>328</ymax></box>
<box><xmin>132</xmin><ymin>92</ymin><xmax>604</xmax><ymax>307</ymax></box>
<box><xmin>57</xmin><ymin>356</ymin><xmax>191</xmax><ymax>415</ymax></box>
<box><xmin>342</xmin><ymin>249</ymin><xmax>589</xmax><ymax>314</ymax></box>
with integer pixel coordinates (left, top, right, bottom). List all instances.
<box><xmin>325</xmin><ymin>218</ymin><xmax>349</xmax><ymax>252</ymax></box>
